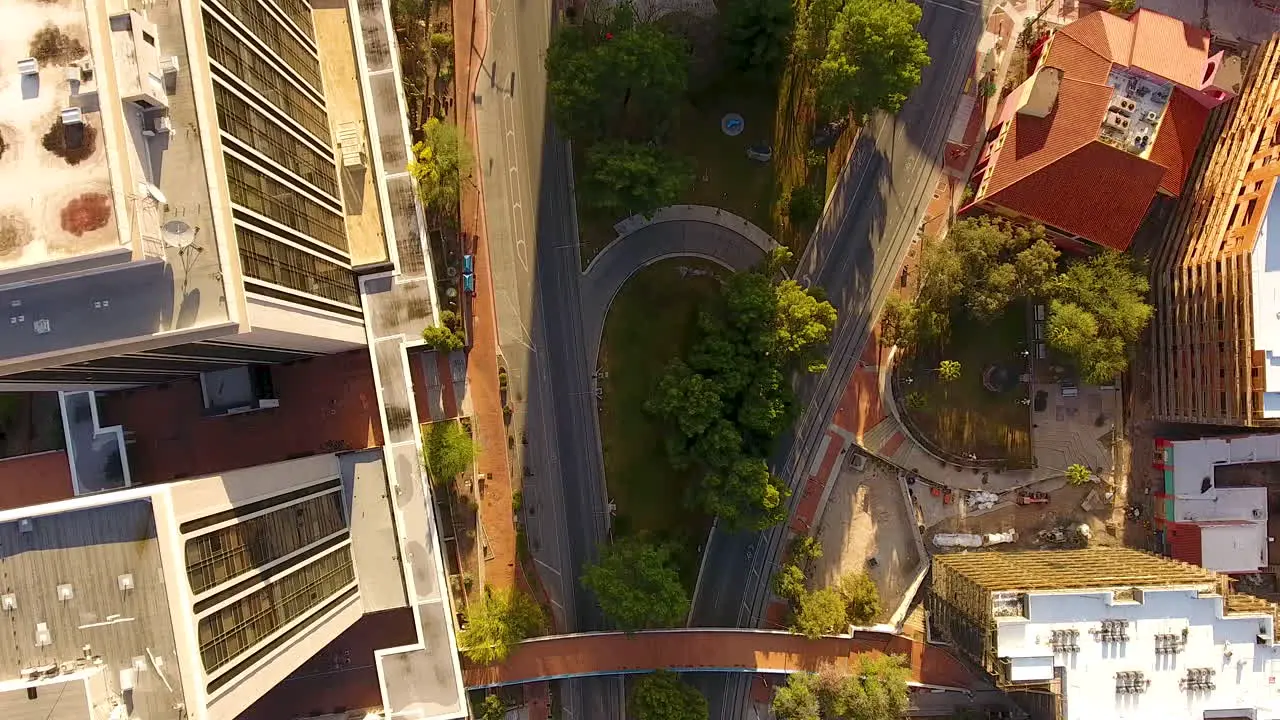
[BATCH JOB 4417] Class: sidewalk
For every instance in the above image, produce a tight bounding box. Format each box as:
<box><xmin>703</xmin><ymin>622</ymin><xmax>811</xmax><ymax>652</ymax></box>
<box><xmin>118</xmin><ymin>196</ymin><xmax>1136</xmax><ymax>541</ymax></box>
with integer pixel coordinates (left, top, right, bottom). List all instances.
<box><xmin>454</xmin><ymin>0</ymin><xmax>517</xmax><ymax>591</ymax></box>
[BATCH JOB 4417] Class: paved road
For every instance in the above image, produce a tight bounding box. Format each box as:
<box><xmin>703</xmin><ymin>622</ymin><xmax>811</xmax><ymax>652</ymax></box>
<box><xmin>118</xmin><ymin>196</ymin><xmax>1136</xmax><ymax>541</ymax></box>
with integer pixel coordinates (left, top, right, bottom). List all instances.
<box><xmin>473</xmin><ymin>0</ymin><xmax>622</xmax><ymax>716</ymax></box>
<box><xmin>580</xmin><ymin>219</ymin><xmax>768</xmax><ymax>368</ymax></box>
<box><xmin>688</xmin><ymin>0</ymin><xmax>987</xmax><ymax>714</ymax></box>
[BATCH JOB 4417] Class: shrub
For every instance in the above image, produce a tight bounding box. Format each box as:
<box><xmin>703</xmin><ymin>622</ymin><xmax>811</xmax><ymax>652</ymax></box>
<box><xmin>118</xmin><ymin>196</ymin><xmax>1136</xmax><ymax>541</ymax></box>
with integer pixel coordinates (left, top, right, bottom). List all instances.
<box><xmin>30</xmin><ymin>25</ymin><xmax>85</xmax><ymax>64</ymax></box>
<box><xmin>787</xmin><ymin>184</ymin><xmax>823</xmax><ymax>228</ymax></box>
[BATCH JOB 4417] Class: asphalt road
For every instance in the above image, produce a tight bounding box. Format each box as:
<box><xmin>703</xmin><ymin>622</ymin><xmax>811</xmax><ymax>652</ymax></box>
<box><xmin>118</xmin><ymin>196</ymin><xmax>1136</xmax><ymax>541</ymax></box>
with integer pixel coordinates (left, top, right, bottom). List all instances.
<box><xmin>687</xmin><ymin>0</ymin><xmax>987</xmax><ymax>714</ymax></box>
<box><xmin>473</xmin><ymin>0</ymin><xmax>621</xmax><ymax>716</ymax></box>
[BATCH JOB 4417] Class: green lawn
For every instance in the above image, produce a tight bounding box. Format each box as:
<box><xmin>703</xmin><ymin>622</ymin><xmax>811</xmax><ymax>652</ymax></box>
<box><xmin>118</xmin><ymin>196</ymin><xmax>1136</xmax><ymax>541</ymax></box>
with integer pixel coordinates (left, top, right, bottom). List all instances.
<box><xmin>597</xmin><ymin>259</ymin><xmax>721</xmax><ymax>589</ymax></box>
<box><xmin>902</xmin><ymin>306</ymin><xmax>1033</xmax><ymax>464</ymax></box>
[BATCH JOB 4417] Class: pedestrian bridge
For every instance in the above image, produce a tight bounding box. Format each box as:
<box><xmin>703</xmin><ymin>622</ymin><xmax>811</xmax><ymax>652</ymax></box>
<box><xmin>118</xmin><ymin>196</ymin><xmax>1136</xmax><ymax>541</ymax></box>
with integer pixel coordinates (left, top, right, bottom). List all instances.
<box><xmin>463</xmin><ymin>629</ymin><xmax>978</xmax><ymax>690</ymax></box>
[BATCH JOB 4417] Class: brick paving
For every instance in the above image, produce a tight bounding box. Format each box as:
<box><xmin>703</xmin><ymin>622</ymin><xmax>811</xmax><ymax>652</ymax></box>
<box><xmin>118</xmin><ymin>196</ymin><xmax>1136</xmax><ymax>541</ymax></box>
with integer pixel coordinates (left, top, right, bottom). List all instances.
<box><xmin>453</xmin><ymin>0</ymin><xmax>517</xmax><ymax>591</ymax></box>
<box><xmin>237</xmin><ymin>608</ymin><xmax>416</xmax><ymax>720</ymax></box>
<box><xmin>0</xmin><ymin>450</ymin><xmax>74</xmax><ymax>509</ymax></box>
<box><xmin>464</xmin><ymin>630</ymin><xmax>979</xmax><ymax>690</ymax></box>
<box><xmin>98</xmin><ymin>351</ymin><xmax>383</xmax><ymax>484</ymax></box>
<box><xmin>831</xmin><ymin>337</ymin><xmax>887</xmax><ymax>443</ymax></box>
<box><xmin>790</xmin><ymin>430</ymin><xmax>846</xmax><ymax>534</ymax></box>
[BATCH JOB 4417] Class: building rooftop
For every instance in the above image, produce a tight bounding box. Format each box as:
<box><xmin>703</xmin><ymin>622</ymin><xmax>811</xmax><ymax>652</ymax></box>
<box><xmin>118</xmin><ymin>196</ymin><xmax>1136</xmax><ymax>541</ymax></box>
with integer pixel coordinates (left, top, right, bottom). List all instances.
<box><xmin>0</xmin><ymin>0</ymin><xmax>234</xmax><ymax>372</ymax></box>
<box><xmin>0</xmin><ymin>497</ymin><xmax>186</xmax><ymax>720</ymax></box>
<box><xmin>974</xmin><ymin>9</ymin><xmax>1217</xmax><ymax>251</ymax></box>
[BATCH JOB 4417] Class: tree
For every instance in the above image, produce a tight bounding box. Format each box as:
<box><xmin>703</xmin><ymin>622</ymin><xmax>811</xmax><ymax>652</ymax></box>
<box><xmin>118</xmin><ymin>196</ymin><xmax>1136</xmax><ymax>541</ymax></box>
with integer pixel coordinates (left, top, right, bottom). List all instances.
<box><xmin>581</xmin><ymin>539</ymin><xmax>689</xmax><ymax>629</ymax></box>
<box><xmin>790</xmin><ymin>535</ymin><xmax>823</xmax><ymax>568</ymax></box>
<box><xmin>701</xmin><ymin>458</ymin><xmax>790</xmax><ymax>531</ymax></box>
<box><xmin>817</xmin><ymin>655</ymin><xmax>911</xmax><ymax>720</ymax></box>
<box><xmin>29</xmin><ymin>25</ymin><xmax>85</xmax><ymax>65</ymax></box>
<box><xmin>645</xmin><ymin>361</ymin><xmax>724</xmax><ymax>439</ymax></box>
<box><xmin>837</xmin><ymin>572</ymin><xmax>881</xmax><ymax>625</ymax></box>
<box><xmin>630</xmin><ymin>670</ymin><xmax>709</xmax><ymax>720</ymax></box>
<box><xmin>1108</xmin><ymin>0</ymin><xmax>1137</xmax><ymax>15</ymax></box>
<box><xmin>793</xmin><ymin>587</ymin><xmax>848</xmax><ymax>639</ymax></box>
<box><xmin>421</xmin><ymin>324</ymin><xmax>464</xmax><ymax>352</ymax></box>
<box><xmin>407</xmin><ymin>118</ymin><xmax>472</xmax><ymax>217</ymax></box>
<box><xmin>476</xmin><ymin>694</ymin><xmax>507</xmax><ymax>720</ymax></box>
<box><xmin>723</xmin><ymin>0</ymin><xmax>794</xmax><ymax>77</ymax></box>
<box><xmin>1065</xmin><ymin>463</ymin><xmax>1092</xmax><ymax>486</ymax></box>
<box><xmin>423</xmin><ymin>421</ymin><xmax>476</xmax><ymax>485</ymax></box>
<box><xmin>813</xmin><ymin>0</ymin><xmax>931</xmax><ymax>118</ymax></box>
<box><xmin>786</xmin><ymin>184</ymin><xmax>823</xmax><ymax>228</ymax></box>
<box><xmin>879</xmin><ymin>295</ymin><xmax>918</xmax><ymax>348</ymax></box>
<box><xmin>773</xmin><ymin>672</ymin><xmax>821</xmax><ymax>720</ymax></box>
<box><xmin>937</xmin><ymin>360</ymin><xmax>961</xmax><ymax>383</ymax></box>
<box><xmin>917</xmin><ymin>217</ymin><xmax>1058</xmax><ymax>324</ymax></box>
<box><xmin>545</xmin><ymin>22</ymin><xmax>689</xmax><ymax>139</ymax></box>
<box><xmin>774</xmin><ymin>563</ymin><xmax>808</xmax><ymax>603</ymax></box>
<box><xmin>457</xmin><ymin>587</ymin><xmax>544</xmax><ymax>664</ymax></box>
<box><xmin>774</xmin><ymin>280</ymin><xmax>839</xmax><ymax>359</ymax></box>
<box><xmin>582</xmin><ymin>141</ymin><xmax>693</xmax><ymax>218</ymax></box>
<box><xmin>1046</xmin><ymin>251</ymin><xmax>1152</xmax><ymax>383</ymax></box>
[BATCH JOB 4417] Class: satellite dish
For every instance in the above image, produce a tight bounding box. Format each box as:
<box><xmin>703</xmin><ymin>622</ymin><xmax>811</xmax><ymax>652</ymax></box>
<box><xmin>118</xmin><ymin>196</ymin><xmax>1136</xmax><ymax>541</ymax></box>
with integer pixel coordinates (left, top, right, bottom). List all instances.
<box><xmin>162</xmin><ymin>220</ymin><xmax>195</xmax><ymax>249</ymax></box>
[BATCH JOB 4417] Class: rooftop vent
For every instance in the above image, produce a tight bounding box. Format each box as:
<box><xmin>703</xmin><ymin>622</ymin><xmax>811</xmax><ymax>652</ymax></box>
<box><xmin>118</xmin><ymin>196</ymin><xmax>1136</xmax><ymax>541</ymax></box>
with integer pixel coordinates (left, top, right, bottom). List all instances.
<box><xmin>2</xmin><ymin>594</ymin><xmax>16</xmax><ymax>611</ymax></box>
<box><xmin>117</xmin><ymin>574</ymin><xmax>134</xmax><ymax>591</ymax></box>
<box><xmin>18</xmin><ymin>519</ymin><xmax>32</xmax><ymax>534</ymax></box>
<box><xmin>57</xmin><ymin>584</ymin><xmax>73</xmax><ymax>601</ymax></box>
<box><xmin>35</xmin><ymin>623</ymin><xmax>51</xmax><ymax>648</ymax></box>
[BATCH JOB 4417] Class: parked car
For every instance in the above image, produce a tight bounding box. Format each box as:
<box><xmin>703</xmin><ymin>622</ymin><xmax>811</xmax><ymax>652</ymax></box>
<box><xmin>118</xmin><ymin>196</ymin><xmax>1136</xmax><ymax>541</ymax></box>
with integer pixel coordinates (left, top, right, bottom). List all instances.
<box><xmin>463</xmin><ymin>254</ymin><xmax>474</xmax><ymax>274</ymax></box>
<box><xmin>463</xmin><ymin>273</ymin><xmax>475</xmax><ymax>295</ymax></box>
<box><xmin>1060</xmin><ymin>379</ymin><xmax>1078</xmax><ymax>398</ymax></box>
<box><xmin>746</xmin><ymin>144</ymin><xmax>773</xmax><ymax>162</ymax></box>
<box><xmin>1017</xmin><ymin>491</ymin><xmax>1050</xmax><ymax>505</ymax></box>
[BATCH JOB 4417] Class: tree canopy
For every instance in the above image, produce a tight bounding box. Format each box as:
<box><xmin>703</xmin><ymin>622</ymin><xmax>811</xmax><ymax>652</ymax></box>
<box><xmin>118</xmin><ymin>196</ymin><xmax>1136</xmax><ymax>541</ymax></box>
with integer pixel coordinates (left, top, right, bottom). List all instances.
<box><xmin>723</xmin><ymin>0</ymin><xmax>795</xmax><ymax>78</ymax></box>
<box><xmin>774</xmin><ymin>657</ymin><xmax>911</xmax><ymax>720</ymax></box>
<box><xmin>1065</xmin><ymin>463</ymin><xmax>1092</xmax><ymax>486</ymax></box>
<box><xmin>545</xmin><ymin>16</ymin><xmax>689</xmax><ymax>140</ymax></box>
<box><xmin>647</xmin><ymin>251</ymin><xmax>836</xmax><ymax>530</ymax></box>
<box><xmin>1045</xmin><ymin>251</ymin><xmax>1152</xmax><ymax>383</ymax></box>
<box><xmin>792</xmin><ymin>587</ymin><xmax>847</xmax><ymax>639</ymax></box>
<box><xmin>407</xmin><ymin>118</ymin><xmax>472</xmax><ymax>217</ymax></box>
<box><xmin>476</xmin><ymin>694</ymin><xmax>506</xmax><ymax>720</ymax></box>
<box><xmin>581</xmin><ymin>539</ymin><xmax>689</xmax><ymax>630</ymax></box>
<box><xmin>806</xmin><ymin>0</ymin><xmax>931</xmax><ymax>118</ymax></box>
<box><xmin>837</xmin><ymin>572</ymin><xmax>881</xmax><ymax>625</ymax></box>
<box><xmin>919</xmin><ymin>216</ymin><xmax>1059</xmax><ymax>322</ymax></box>
<box><xmin>581</xmin><ymin>141</ymin><xmax>693</xmax><ymax>218</ymax></box>
<box><xmin>421</xmin><ymin>324</ymin><xmax>464</xmax><ymax>352</ymax></box>
<box><xmin>457</xmin><ymin>587</ymin><xmax>544</xmax><ymax>664</ymax></box>
<box><xmin>422</xmin><ymin>420</ymin><xmax>476</xmax><ymax>485</ymax></box>
<box><xmin>630</xmin><ymin>670</ymin><xmax>709</xmax><ymax>720</ymax></box>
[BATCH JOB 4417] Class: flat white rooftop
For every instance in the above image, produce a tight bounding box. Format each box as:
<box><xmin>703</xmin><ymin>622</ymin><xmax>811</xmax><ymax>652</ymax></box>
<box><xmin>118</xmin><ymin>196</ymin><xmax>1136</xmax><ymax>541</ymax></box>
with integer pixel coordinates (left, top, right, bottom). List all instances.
<box><xmin>0</xmin><ymin>0</ymin><xmax>121</xmax><ymax>269</ymax></box>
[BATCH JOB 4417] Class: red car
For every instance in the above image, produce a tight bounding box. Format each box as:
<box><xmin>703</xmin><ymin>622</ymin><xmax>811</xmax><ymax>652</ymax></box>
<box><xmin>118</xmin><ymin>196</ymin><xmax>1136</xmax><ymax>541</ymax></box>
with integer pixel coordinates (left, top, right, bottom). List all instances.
<box><xmin>1017</xmin><ymin>491</ymin><xmax>1050</xmax><ymax>505</ymax></box>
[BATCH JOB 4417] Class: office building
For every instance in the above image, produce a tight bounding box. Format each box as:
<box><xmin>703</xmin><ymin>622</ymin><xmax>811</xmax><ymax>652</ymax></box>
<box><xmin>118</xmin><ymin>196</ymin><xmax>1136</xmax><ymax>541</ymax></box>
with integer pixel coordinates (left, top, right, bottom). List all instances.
<box><xmin>929</xmin><ymin>546</ymin><xmax>1280</xmax><ymax>720</ymax></box>
<box><xmin>1152</xmin><ymin>34</ymin><xmax>1280</xmax><ymax>426</ymax></box>
<box><xmin>0</xmin><ymin>0</ymin><xmax>432</xmax><ymax>392</ymax></box>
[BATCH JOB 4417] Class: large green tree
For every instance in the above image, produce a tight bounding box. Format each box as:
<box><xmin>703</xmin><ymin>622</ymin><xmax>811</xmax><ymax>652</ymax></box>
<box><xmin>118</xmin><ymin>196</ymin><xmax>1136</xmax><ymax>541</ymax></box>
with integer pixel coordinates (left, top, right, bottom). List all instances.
<box><xmin>422</xmin><ymin>420</ymin><xmax>476</xmax><ymax>485</ymax></box>
<box><xmin>775</xmin><ymin>657</ymin><xmax>911</xmax><ymax>720</ymax></box>
<box><xmin>546</xmin><ymin>20</ymin><xmax>689</xmax><ymax>139</ymax></box>
<box><xmin>407</xmin><ymin>118</ymin><xmax>472</xmax><ymax>217</ymax></box>
<box><xmin>723</xmin><ymin>0</ymin><xmax>795</xmax><ymax>78</ymax></box>
<box><xmin>630</xmin><ymin>670</ymin><xmax>709</xmax><ymax>720</ymax></box>
<box><xmin>457</xmin><ymin>587</ymin><xmax>544</xmax><ymax>664</ymax></box>
<box><xmin>476</xmin><ymin>694</ymin><xmax>507</xmax><ymax>720</ymax></box>
<box><xmin>581</xmin><ymin>539</ymin><xmax>689</xmax><ymax>629</ymax></box>
<box><xmin>919</xmin><ymin>216</ymin><xmax>1059</xmax><ymax>323</ymax></box>
<box><xmin>812</xmin><ymin>0</ymin><xmax>931</xmax><ymax>118</ymax></box>
<box><xmin>792</xmin><ymin>587</ymin><xmax>848</xmax><ymax>639</ymax></box>
<box><xmin>837</xmin><ymin>572</ymin><xmax>881</xmax><ymax>625</ymax></box>
<box><xmin>1045</xmin><ymin>251</ymin><xmax>1152</xmax><ymax>383</ymax></box>
<box><xmin>582</xmin><ymin>141</ymin><xmax>693</xmax><ymax>218</ymax></box>
<box><xmin>648</xmin><ymin>256</ymin><xmax>836</xmax><ymax>531</ymax></box>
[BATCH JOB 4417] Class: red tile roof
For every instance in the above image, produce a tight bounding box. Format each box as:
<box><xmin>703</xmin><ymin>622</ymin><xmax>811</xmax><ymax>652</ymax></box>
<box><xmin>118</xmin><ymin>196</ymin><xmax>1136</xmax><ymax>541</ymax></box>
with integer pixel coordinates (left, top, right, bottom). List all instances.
<box><xmin>976</xmin><ymin>9</ymin><xmax>1213</xmax><ymax>250</ymax></box>
<box><xmin>1150</xmin><ymin>88</ymin><xmax>1211</xmax><ymax>195</ymax></box>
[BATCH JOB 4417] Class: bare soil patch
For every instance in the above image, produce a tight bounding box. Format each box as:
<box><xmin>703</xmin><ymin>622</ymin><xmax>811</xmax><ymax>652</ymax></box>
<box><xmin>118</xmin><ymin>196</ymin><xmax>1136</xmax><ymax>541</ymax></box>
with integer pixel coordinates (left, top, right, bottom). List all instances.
<box><xmin>60</xmin><ymin>193</ymin><xmax>111</xmax><ymax>236</ymax></box>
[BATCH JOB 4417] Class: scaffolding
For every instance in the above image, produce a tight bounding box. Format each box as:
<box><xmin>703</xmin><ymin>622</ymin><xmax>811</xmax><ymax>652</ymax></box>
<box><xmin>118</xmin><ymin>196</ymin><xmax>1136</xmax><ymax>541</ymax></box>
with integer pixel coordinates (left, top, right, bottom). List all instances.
<box><xmin>1151</xmin><ymin>35</ymin><xmax>1280</xmax><ymax>426</ymax></box>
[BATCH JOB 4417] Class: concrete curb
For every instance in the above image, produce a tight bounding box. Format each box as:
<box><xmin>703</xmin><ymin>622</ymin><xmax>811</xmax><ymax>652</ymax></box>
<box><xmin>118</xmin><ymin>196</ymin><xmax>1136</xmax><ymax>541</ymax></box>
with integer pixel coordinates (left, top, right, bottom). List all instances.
<box><xmin>585</xmin><ymin>204</ymin><xmax>778</xmax><ymax>276</ymax></box>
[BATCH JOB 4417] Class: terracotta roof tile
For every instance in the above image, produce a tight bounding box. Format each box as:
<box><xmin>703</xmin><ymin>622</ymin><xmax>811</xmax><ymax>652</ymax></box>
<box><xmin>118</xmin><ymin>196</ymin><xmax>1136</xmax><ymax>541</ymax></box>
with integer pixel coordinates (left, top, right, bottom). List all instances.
<box><xmin>1149</xmin><ymin>88</ymin><xmax>1211</xmax><ymax>196</ymax></box>
<box><xmin>986</xmin><ymin>141</ymin><xmax>1165</xmax><ymax>250</ymax></box>
<box><xmin>984</xmin><ymin>77</ymin><xmax>1114</xmax><ymax>199</ymax></box>
<box><xmin>1044</xmin><ymin>33</ymin><xmax>1116</xmax><ymax>84</ymax></box>
<box><xmin>1058</xmin><ymin>10</ymin><xmax>1133</xmax><ymax>65</ymax></box>
<box><xmin>1130</xmin><ymin>8</ymin><xmax>1211</xmax><ymax>89</ymax></box>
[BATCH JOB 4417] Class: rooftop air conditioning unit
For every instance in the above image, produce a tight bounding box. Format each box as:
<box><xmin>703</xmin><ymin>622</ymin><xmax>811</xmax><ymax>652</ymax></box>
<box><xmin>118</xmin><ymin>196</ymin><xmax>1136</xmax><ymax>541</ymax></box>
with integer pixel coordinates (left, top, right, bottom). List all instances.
<box><xmin>1119</xmin><ymin>98</ymin><xmax>1136</xmax><ymax>113</ymax></box>
<box><xmin>60</xmin><ymin>107</ymin><xmax>83</xmax><ymax>126</ymax></box>
<box><xmin>159</xmin><ymin>55</ymin><xmax>179</xmax><ymax>76</ymax></box>
<box><xmin>17</xmin><ymin>58</ymin><xmax>38</xmax><ymax>76</ymax></box>
<box><xmin>1146</xmin><ymin>110</ymin><xmax>1159</xmax><ymax>123</ymax></box>
<box><xmin>1106</xmin><ymin>112</ymin><xmax>1130</xmax><ymax>130</ymax></box>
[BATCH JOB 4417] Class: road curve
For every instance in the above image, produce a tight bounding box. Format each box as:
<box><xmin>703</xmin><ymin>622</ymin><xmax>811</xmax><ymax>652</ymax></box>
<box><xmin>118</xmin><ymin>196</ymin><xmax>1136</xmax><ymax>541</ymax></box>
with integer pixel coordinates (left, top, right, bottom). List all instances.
<box><xmin>581</xmin><ymin>215</ymin><xmax>770</xmax><ymax>370</ymax></box>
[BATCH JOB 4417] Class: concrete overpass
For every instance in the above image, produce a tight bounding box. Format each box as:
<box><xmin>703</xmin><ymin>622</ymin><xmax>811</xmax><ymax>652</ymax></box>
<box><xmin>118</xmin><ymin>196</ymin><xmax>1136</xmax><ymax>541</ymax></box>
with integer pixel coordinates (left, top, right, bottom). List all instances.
<box><xmin>463</xmin><ymin>629</ymin><xmax>979</xmax><ymax>691</ymax></box>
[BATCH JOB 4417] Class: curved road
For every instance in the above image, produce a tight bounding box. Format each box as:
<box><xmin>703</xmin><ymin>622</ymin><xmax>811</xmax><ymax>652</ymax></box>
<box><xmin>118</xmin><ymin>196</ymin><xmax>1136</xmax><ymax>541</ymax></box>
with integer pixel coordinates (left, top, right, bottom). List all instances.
<box><xmin>463</xmin><ymin>629</ymin><xmax>980</xmax><ymax>691</ymax></box>
<box><xmin>581</xmin><ymin>218</ymin><xmax>769</xmax><ymax>368</ymax></box>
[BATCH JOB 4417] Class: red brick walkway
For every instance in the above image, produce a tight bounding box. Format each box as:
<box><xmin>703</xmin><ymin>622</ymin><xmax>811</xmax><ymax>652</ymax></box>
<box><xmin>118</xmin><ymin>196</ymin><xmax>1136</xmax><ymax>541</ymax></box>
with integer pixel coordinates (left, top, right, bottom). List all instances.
<box><xmin>454</xmin><ymin>0</ymin><xmax>516</xmax><ymax>591</ymax></box>
<box><xmin>464</xmin><ymin>630</ymin><xmax>979</xmax><ymax>690</ymax></box>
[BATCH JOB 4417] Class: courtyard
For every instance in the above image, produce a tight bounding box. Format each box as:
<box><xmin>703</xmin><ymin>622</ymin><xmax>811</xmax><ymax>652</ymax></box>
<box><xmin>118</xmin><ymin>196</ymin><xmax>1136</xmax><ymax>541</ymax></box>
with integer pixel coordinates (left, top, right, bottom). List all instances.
<box><xmin>898</xmin><ymin>307</ymin><xmax>1032</xmax><ymax>466</ymax></box>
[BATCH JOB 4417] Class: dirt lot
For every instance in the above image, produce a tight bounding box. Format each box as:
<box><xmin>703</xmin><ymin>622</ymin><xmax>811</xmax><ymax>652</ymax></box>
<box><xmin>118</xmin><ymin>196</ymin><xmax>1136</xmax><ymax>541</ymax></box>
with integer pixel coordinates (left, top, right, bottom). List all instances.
<box><xmin>925</xmin><ymin>479</ymin><xmax>1131</xmax><ymax>553</ymax></box>
<box><xmin>813</xmin><ymin>457</ymin><xmax>922</xmax><ymax>622</ymax></box>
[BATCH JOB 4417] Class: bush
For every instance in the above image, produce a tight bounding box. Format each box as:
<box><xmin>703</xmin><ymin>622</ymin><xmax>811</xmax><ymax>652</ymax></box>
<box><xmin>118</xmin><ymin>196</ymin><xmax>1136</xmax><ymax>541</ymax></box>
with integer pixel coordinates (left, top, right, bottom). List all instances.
<box><xmin>422</xmin><ymin>325</ymin><xmax>464</xmax><ymax>352</ymax></box>
<box><xmin>430</xmin><ymin>31</ymin><xmax>455</xmax><ymax>55</ymax></box>
<box><xmin>787</xmin><ymin>184</ymin><xmax>823</xmax><ymax>228</ymax></box>
<box><xmin>30</xmin><ymin>25</ymin><xmax>85</xmax><ymax>65</ymax></box>
<box><xmin>837</xmin><ymin>572</ymin><xmax>881</xmax><ymax>625</ymax></box>
<box><xmin>422</xmin><ymin>420</ymin><xmax>476</xmax><ymax>484</ymax></box>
